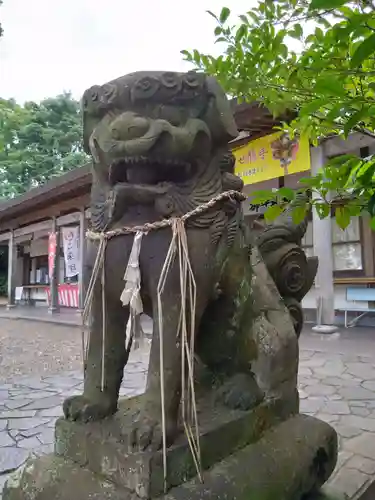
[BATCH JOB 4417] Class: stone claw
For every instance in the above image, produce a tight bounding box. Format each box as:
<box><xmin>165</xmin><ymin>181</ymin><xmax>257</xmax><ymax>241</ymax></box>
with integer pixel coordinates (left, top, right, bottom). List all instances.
<box><xmin>128</xmin><ymin>406</ymin><xmax>178</xmax><ymax>452</ymax></box>
<box><xmin>63</xmin><ymin>394</ymin><xmax>117</xmax><ymax>422</ymax></box>
<box><xmin>129</xmin><ymin>415</ymin><xmax>163</xmax><ymax>452</ymax></box>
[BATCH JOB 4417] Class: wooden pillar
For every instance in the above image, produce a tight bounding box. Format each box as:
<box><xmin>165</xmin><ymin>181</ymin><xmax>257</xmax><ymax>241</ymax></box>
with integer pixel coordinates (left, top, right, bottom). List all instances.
<box><xmin>48</xmin><ymin>218</ymin><xmax>60</xmax><ymax>314</ymax></box>
<box><xmin>6</xmin><ymin>230</ymin><xmax>17</xmax><ymax>309</ymax></box>
<box><xmin>78</xmin><ymin>208</ymin><xmax>86</xmax><ymax>311</ymax></box>
<box><xmin>311</xmin><ymin>145</ymin><xmax>336</xmax><ymax>330</ymax></box>
<box><xmin>31</xmin><ymin>258</ymin><xmax>37</xmax><ymax>284</ymax></box>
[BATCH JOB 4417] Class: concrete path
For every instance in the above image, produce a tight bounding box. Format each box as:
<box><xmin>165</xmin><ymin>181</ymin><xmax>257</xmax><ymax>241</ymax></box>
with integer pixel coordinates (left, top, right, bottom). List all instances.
<box><xmin>2</xmin><ymin>332</ymin><xmax>375</xmax><ymax>498</ymax></box>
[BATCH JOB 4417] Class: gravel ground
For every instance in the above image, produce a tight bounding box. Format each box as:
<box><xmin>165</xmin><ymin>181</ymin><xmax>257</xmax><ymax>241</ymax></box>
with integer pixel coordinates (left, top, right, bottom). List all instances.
<box><xmin>0</xmin><ymin>319</ymin><xmax>83</xmax><ymax>381</ymax></box>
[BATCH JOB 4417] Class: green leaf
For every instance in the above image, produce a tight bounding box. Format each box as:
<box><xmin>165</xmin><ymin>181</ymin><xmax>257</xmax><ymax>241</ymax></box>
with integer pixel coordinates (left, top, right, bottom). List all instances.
<box><xmin>294</xmin><ymin>23</ymin><xmax>303</xmax><ymax>38</ymax></box>
<box><xmin>219</xmin><ymin>7</ymin><xmax>230</xmax><ymax>24</ymax></box>
<box><xmin>351</xmin><ymin>33</ymin><xmax>375</xmax><ymax>68</ymax></box>
<box><xmin>368</xmin><ymin>194</ymin><xmax>375</xmax><ymax>216</ymax></box>
<box><xmin>314</xmin><ymin>77</ymin><xmax>346</xmax><ymax>97</ymax></box>
<box><xmin>370</xmin><ymin>217</ymin><xmax>375</xmax><ymax>231</ymax></box>
<box><xmin>310</xmin><ymin>0</ymin><xmax>346</xmax><ymax>9</ymax></box>
<box><xmin>180</xmin><ymin>50</ymin><xmax>192</xmax><ymax>61</ymax></box>
<box><xmin>327</xmin><ymin>154</ymin><xmax>359</xmax><ymax>166</ymax></box>
<box><xmin>278</xmin><ymin>187</ymin><xmax>295</xmax><ymax>201</ymax></box>
<box><xmin>193</xmin><ymin>50</ymin><xmax>201</xmax><ymax>64</ymax></box>
<box><xmin>292</xmin><ymin>205</ymin><xmax>308</xmax><ymax>224</ymax></box>
<box><xmin>335</xmin><ymin>206</ymin><xmax>351</xmax><ymax>229</ymax></box>
<box><xmin>299</xmin><ymin>99</ymin><xmax>326</xmax><ymax>116</ymax></box>
<box><xmin>235</xmin><ymin>24</ymin><xmax>247</xmax><ymax>42</ymax></box>
<box><xmin>344</xmin><ymin>108</ymin><xmax>366</xmax><ymax>138</ymax></box>
<box><xmin>207</xmin><ymin>10</ymin><xmax>218</xmax><ymax>21</ymax></box>
<box><xmin>315</xmin><ymin>203</ymin><xmax>330</xmax><ymax>219</ymax></box>
<box><xmin>347</xmin><ymin>204</ymin><xmax>362</xmax><ymax>217</ymax></box>
<box><xmin>214</xmin><ymin>26</ymin><xmax>222</xmax><ymax>36</ymax></box>
<box><xmin>251</xmin><ymin>190</ymin><xmax>276</xmax><ymax>204</ymax></box>
<box><xmin>264</xmin><ymin>205</ymin><xmax>283</xmax><ymax>222</ymax></box>
<box><xmin>290</xmin><ymin>24</ymin><xmax>303</xmax><ymax>39</ymax></box>
<box><xmin>314</xmin><ymin>27</ymin><xmax>324</xmax><ymax>41</ymax></box>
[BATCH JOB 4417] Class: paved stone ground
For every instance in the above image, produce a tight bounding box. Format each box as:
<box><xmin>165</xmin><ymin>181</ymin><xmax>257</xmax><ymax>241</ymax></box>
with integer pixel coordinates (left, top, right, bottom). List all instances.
<box><xmin>0</xmin><ymin>318</ymin><xmax>82</xmax><ymax>381</ymax></box>
<box><xmin>0</xmin><ymin>347</ymin><xmax>149</xmax><ymax>495</ymax></box>
<box><xmin>299</xmin><ymin>348</ymin><xmax>375</xmax><ymax>498</ymax></box>
<box><xmin>2</xmin><ymin>321</ymin><xmax>375</xmax><ymax>498</ymax></box>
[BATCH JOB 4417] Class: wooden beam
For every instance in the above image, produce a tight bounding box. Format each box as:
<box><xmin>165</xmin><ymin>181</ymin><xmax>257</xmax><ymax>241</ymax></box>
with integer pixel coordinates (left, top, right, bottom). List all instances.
<box><xmin>0</xmin><ymin>194</ymin><xmax>90</xmax><ymax>231</ymax></box>
<box><xmin>324</xmin><ymin>132</ymin><xmax>375</xmax><ymax>157</ymax></box>
<box><xmin>57</xmin><ymin>212</ymin><xmax>80</xmax><ymax>227</ymax></box>
<box><xmin>14</xmin><ymin>220</ymin><xmax>52</xmax><ymax>239</ymax></box>
<box><xmin>0</xmin><ymin>232</ymin><xmax>11</xmax><ymax>243</ymax></box>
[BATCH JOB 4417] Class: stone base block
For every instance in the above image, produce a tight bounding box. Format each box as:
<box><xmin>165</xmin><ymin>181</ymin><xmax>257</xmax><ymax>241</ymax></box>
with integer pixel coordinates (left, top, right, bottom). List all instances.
<box><xmin>3</xmin><ymin>414</ymin><xmax>338</xmax><ymax>500</ymax></box>
<box><xmin>2</xmin><ymin>455</ymin><xmax>129</xmax><ymax>500</ymax></box>
<box><xmin>54</xmin><ymin>393</ymin><xmax>297</xmax><ymax>498</ymax></box>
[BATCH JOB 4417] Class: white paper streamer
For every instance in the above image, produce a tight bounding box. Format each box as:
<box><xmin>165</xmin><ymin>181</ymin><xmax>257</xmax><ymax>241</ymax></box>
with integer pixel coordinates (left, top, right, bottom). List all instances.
<box><xmin>120</xmin><ymin>231</ymin><xmax>144</xmax><ymax>349</ymax></box>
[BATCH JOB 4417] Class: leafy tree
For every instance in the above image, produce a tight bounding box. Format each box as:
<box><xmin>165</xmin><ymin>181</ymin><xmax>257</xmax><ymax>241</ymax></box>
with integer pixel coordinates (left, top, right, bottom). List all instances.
<box><xmin>182</xmin><ymin>0</ymin><xmax>375</xmax><ymax>228</ymax></box>
<box><xmin>0</xmin><ymin>93</ymin><xmax>88</xmax><ymax>198</ymax></box>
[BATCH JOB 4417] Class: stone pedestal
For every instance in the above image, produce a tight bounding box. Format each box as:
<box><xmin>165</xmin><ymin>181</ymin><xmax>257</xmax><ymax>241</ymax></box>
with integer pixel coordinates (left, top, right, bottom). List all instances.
<box><xmin>3</xmin><ymin>395</ymin><xmax>338</xmax><ymax>500</ymax></box>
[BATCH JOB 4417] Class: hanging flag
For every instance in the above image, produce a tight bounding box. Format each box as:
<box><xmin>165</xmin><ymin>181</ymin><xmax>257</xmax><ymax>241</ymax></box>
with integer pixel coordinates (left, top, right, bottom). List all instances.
<box><xmin>62</xmin><ymin>226</ymin><xmax>80</xmax><ymax>278</ymax></box>
<box><xmin>48</xmin><ymin>232</ymin><xmax>57</xmax><ymax>280</ymax></box>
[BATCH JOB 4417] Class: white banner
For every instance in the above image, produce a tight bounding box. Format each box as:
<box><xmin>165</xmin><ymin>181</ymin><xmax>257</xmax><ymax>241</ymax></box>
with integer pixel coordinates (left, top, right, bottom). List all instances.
<box><xmin>62</xmin><ymin>226</ymin><xmax>80</xmax><ymax>278</ymax></box>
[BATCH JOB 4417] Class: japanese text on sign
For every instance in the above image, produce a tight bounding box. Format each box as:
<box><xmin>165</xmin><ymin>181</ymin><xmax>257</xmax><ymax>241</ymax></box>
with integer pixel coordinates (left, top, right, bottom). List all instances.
<box><xmin>233</xmin><ymin>131</ymin><xmax>311</xmax><ymax>185</ymax></box>
<box><xmin>62</xmin><ymin>226</ymin><xmax>80</xmax><ymax>278</ymax></box>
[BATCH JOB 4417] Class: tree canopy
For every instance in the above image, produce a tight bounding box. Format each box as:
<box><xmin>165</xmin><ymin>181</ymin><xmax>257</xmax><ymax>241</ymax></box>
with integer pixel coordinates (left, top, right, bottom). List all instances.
<box><xmin>182</xmin><ymin>0</ymin><xmax>375</xmax><ymax>228</ymax></box>
<box><xmin>0</xmin><ymin>93</ymin><xmax>88</xmax><ymax>198</ymax></box>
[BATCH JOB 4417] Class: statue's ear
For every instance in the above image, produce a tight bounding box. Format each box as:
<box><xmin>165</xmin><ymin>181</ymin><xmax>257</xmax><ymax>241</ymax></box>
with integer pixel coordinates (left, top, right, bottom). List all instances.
<box><xmin>204</xmin><ymin>77</ymin><xmax>239</xmax><ymax>144</ymax></box>
<box><xmin>81</xmin><ymin>85</ymin><xmax>103</xmax><ymax>155</ymax></box>
<box><xmin>82</xmin><ymin>112</ymin><xmax>100</xmax><ymax>155</ymax></box>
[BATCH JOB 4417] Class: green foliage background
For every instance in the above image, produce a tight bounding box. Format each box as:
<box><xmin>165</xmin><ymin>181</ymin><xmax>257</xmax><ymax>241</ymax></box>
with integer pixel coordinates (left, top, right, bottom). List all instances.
<box><xmin>182</xmin><ymin>0</ymin><xmax>375</xmax><ymax>229</ymax></box>
<box><xmin>0</xmin><ymin>94</ymin><xmax>88</xmax><ymax>199</ymax></box>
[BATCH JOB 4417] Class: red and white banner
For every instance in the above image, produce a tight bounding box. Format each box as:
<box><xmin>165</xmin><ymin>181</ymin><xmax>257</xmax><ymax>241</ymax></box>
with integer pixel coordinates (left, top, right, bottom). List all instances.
<box><xmin>46</xmin><ymin>284</ymin><xmax>79</xmax><ymax>308</ymax></box>
<box><xmin>48</xmin><ymin>232</ymin><xmax>57</xmax><ymax>280</ymax></box>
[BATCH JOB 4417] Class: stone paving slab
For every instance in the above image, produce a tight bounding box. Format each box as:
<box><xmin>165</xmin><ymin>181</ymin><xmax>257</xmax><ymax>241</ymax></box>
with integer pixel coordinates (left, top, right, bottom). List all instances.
<box><xmin>1</xmin><ymin>345</ymin><xmax>375</xmax><ymax>499</ymax></box>
<box><xmin>0</xmin><ymin>346</ymin><xmax>149</xmax><ymax>497</ymax></box>
<box><xmin>300</xmin><ymin>349</ymin><xmax>375</xmax><ymax>498</ymax></box>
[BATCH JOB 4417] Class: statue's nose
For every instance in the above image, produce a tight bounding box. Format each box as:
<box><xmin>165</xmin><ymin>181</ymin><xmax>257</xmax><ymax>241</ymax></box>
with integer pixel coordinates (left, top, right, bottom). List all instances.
<box><xmin>111</xmin><ymin>113</ymin><xmax>150</xmax><ymax>141</ymax></box>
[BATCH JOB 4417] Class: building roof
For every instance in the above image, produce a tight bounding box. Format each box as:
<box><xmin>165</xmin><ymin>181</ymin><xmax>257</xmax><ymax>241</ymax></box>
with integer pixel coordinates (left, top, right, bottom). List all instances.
<box><xmin>0</xmin><ymin>165</ymin><xmax>91</xmax><ymax>225</ymax></box>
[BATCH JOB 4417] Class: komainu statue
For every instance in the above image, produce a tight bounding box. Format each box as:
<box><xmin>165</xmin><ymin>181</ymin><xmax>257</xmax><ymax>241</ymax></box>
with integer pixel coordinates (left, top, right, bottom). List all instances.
<box><xmin>3</xmin><ymin>72</ymin><xmax>337</xmax><ymax>500</ymax></box>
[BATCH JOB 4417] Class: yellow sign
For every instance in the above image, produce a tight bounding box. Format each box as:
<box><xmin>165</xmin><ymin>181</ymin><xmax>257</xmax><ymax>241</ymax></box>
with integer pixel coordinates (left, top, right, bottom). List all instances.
<box><xmin>233</xmin><ymin>131</ymin><xmax>311</xmax><ymax>185</ymax></box>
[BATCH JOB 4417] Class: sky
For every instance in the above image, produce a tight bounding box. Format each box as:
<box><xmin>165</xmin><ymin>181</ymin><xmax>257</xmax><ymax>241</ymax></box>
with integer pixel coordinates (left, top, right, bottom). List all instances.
<box><xmin>0</xmin><ymin>0</ymin><xmax>254</xmax><ymax>103</ymax></box>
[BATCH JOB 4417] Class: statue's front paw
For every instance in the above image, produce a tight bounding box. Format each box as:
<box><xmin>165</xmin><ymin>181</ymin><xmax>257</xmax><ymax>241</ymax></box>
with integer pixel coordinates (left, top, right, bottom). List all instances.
<box><xmin>129</xmin><ymin>407</ymin><xmax>178</xmax><ymax>452</ymax></box>
<box><xmin>63</xmin><ymin>395</ymin><xmax>117</xmax><ymax>422</ymax></box>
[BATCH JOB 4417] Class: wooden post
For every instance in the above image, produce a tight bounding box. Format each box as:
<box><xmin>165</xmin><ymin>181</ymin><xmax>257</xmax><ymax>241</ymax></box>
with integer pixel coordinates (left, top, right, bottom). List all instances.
<box><xmin>48</xmin><ymin>218</ymin><xmax>60</xmax><ymax>314</ymax></box>
<box><xmin>6</xmin><ymin>230</ymin><xmax>17</xmax><ymax>309</ymax></box>
<box><xmin>311</xmin><ymin>145</ymin><xmax>336</xmax><ymax>330</ymax></box>
<box><xmin>78</xmin><ymin>208</ymin><xmax>86</xmax><ymax>311</ymax></box>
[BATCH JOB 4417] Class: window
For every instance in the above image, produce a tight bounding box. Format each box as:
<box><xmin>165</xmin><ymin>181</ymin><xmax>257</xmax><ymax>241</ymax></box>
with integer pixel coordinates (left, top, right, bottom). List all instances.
<box><xmin>331</xmin><ymin>216</ymin><xmax>362</xmax><ymax>271</ymax></box>
<box><xmin>300</xmin><ymin>216</ymin><xmax>363</xmax><ymax>272</ymax></box>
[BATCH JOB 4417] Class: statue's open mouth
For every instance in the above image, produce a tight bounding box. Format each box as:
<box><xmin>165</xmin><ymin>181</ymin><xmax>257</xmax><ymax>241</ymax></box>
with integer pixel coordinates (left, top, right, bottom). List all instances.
<box><xmin>109</xmin><ymin>156</ymin><xmax>196</xmax><ymax>186</ymax></box>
